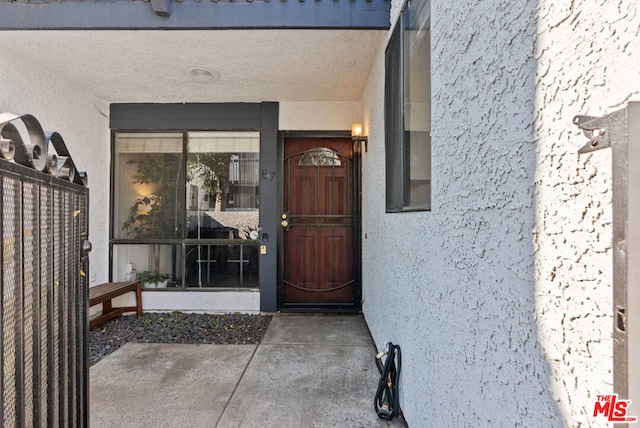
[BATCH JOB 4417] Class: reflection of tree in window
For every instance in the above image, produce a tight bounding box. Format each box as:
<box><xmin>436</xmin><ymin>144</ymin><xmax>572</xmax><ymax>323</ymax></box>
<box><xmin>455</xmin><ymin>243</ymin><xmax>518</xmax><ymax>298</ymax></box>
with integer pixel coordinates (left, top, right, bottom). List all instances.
<box><xmin>122</xmin><ymin>154</ymin><xmax>181</xmax><ymax>238</ymax></box>
<box><xmin>187</xmin><ymin>152</ymin><xmax>231</xmax><ymax>212</ymax></box>
<box><xmin>121</xmin><ymin>153</ymin><xmax>181</xmax><ymax>284</ymax></box>
<box><xmin>112</xmin><ymin>131</ymin><xmax>260</xmax><ymax>289</ymax></box>
<box><xmin>183</xmin><ymin>132</ymin><xmax>260</xmax><ymax>288</ymax></box>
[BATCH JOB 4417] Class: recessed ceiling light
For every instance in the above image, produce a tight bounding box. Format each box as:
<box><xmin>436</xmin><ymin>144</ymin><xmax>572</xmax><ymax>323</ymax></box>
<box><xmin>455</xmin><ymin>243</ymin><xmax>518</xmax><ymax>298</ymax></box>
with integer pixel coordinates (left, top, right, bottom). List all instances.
<box><xmin>183</xmin><ymin>65</ymin><xmax>220</xmax><ymax>82</ymax></box>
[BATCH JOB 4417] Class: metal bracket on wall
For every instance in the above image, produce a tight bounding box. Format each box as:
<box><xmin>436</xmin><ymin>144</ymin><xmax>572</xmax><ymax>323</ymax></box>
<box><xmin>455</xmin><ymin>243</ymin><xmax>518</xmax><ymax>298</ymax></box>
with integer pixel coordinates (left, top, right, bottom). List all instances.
<box><xmin>574</xmin><ymin>108</ymin><xmax>626</xmax><ymax>155</ymax></box>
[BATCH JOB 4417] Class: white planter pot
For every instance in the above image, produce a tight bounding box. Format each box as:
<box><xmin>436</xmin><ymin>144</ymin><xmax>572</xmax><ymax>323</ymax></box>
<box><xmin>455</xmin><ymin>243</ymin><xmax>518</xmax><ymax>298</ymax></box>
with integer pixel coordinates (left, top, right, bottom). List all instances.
<box><xmin>143</xmin><ymin>279</ymin><xmax>168</xmax><ymax>289</ymax></box>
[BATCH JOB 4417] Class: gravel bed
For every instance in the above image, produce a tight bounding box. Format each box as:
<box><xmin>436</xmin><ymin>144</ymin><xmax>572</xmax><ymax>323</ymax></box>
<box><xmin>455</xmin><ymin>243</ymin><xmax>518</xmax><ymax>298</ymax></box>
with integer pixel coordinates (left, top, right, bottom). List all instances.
<box><xmin>89</xmin><ymin>312</ymin><xmax>272</xmax><ymax>366</ymax></box>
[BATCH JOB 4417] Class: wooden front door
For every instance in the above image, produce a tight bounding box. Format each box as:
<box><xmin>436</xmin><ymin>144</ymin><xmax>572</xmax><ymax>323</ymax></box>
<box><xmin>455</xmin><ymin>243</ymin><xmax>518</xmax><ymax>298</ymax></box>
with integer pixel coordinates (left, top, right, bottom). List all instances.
<box><xmin>281</xmin><ymin>137</ymin><xmax>357</xmax><ymax>308</ymax></box>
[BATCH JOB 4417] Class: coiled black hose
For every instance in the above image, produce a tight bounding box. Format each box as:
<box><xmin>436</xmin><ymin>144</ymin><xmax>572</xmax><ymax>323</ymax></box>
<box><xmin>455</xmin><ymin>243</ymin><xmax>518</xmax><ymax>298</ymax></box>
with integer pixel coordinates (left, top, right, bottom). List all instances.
<box><xmin>374</xmin><ymin>342</ymin><xmax>401</xmax><ymax>421</ymax></box>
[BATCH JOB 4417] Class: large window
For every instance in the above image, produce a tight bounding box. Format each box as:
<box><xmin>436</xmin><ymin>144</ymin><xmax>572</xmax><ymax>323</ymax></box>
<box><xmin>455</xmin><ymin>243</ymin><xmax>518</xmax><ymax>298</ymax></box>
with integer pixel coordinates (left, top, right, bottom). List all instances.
<box><xmin>385</xmin><ymin>0</ymin><xmax>431</xmax><ymax>212</ymax></box>
<box><xmin>111</xmin><ymin>131</ymin><xmax>260</xmax><ymax>289</ymax></box>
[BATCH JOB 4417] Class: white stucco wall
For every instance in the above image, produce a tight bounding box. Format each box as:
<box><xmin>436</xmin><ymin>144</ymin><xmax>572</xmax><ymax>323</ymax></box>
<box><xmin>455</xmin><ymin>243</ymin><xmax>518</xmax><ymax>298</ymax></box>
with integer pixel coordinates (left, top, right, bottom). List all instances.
<box><xmin>534</xmin><ymin>1</ymin><xmax>640</xmax><ymax>424</ymax></box>
<box><xmin>0</xmin><ymin>46</ymin><xmax>111</xmax><ymax>287</ymax></box>
<box><xmin>279</xmin><ymin>101</ymin><xmax>361</xmax><ymax>131</ymax></box>
<box><xmin>361</xmin><ymin>0</ymin><xmax>639</xmax><ymax>426</ymax></box>
<box><xmin>109</xmin><ymin>289</ymin><xmax>261</xmax><ymax>314</ymax></box>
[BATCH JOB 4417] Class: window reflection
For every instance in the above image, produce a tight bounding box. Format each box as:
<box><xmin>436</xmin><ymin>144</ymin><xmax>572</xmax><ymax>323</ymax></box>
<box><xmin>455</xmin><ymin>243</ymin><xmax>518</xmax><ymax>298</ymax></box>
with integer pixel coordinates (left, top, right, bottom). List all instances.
<box><xmin>112</xmin><ymin>244</ymin><xmax>182</xmax><ymax>289</ymax></box>
<box><xmin>111</xmin><ymin>131</ymin><xmax>261</xmax><ymax>290</ymax></box>
<box><xmin>185</xmin><ymin>244</ymin><xmax>259</xmax><ymax>288</ymax></box>
<box><xmin>185</xmin><ymin>132</ymin><xmax>260</xmax><ymax>288</ymax></box>
<box><xmin>186</xmin><ymin>132</ymin><xmax>259</xmax><ymax>240</ymax></box>
<box><xmin>113</xmin><ymin>133</ymin><xmax>184</xmax><ymax>289</ymax></box>
<box><xmin>385</xmin><ymin>0</ymin><xmax>431</xmax><ymax>212</ymax></box>
<box><xmin>113</xmin><ymin>133</ymin><xmax>183</xmax><ymax>240</ymax></box>
<box><xmin>404</xmin><ymin>0</ymin><xmax>431</xmax><ymax>209</ymax></box>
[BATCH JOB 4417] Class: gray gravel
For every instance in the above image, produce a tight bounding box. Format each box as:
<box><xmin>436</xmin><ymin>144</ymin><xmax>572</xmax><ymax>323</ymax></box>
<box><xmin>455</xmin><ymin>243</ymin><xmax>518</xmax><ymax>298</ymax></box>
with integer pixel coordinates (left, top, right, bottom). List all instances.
<box><xmin>89</xmin><ymin>312</ymin><xmax>272</xmax><ymax>366</ymax></box>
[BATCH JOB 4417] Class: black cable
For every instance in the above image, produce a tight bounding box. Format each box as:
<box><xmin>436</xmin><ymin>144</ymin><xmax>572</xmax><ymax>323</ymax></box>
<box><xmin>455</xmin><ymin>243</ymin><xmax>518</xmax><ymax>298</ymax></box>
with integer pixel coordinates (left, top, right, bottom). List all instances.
<box><xmin>374</xmin><ymin>342</ymin><xmax>401</xmax><ymax>421</ymax></box>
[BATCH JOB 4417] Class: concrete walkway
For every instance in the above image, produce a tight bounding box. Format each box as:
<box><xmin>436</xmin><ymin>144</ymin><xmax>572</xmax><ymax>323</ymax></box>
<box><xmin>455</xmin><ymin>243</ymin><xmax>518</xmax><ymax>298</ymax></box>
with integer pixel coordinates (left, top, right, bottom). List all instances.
<box><xmin>90</xmin><ymin>314</ymin><xmax>407</xmax><ymax>428</ymax></box>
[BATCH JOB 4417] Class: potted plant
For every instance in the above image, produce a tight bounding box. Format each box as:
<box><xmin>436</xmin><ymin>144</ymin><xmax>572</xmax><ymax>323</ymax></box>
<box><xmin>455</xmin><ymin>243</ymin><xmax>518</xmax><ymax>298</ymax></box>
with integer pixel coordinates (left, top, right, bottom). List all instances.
<box><xmin>122</xmin><ymin>154</ymin><xmax>180</xmax><ymax>288</ymax></box>
<box><xmin>136</xmin><ymin>270</ymin><xmax>171</xmax><ymax>289</ymax></box>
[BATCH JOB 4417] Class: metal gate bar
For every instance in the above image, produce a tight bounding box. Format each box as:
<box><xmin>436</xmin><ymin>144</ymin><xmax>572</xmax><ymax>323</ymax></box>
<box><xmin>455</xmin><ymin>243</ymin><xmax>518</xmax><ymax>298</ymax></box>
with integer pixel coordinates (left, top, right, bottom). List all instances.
<box><xmin>1</xmin><ymin>113</ymin><xmax>89</xmax><ymax>428</ymax></box>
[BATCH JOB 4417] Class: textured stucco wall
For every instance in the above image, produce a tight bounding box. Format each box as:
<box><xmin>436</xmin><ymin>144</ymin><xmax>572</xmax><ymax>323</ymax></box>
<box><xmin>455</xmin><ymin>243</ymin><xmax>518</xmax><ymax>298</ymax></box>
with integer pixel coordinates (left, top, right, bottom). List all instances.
<box><xmin>363</xmin><ymin>0</ymin><xmax>639</xmax><ymax>426</ymax></box>
<box><xmin>534</xmin><ymin>0</ymin><xmax>640</xmax><ymax>425</ymax></box>
<box><xmin>362</xmin><ymin>2</ymin><xmax>562</xmax><ymax>425</ymax></box>
<box><xmin>0</xmin><ymin>47</ymin><xmax>111</xmax><ymax>286</ymax></box>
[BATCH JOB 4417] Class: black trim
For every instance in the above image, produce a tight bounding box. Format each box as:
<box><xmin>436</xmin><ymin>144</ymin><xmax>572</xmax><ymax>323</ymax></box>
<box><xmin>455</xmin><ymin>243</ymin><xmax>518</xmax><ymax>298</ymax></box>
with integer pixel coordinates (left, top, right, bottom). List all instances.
<box><xmin>110</xmin><ymin>103</ymin><xmax>263</xmax><ymax>131</ymax></box>
<box><xmin>259</xmin><ymin>103</ymin><xmax>279</xmax><ymax>312</ymax></box>
<box><xmin>0</xmin><ymin>1</ymin><xmax>391</xmax><ymax>30</ymax></box>
<box><xmin>277</xmin><ymin>131</ymin><xmax>362</xmax><ymax>313</ymax></box>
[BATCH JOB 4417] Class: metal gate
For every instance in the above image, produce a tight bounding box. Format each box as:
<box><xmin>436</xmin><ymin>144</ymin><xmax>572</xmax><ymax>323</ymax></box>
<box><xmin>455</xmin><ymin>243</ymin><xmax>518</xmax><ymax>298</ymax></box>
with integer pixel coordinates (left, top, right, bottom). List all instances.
<box><xmin>1</xmin><ymin>113</ymin><xmax>90</xmax><ymax>427</ymax></box>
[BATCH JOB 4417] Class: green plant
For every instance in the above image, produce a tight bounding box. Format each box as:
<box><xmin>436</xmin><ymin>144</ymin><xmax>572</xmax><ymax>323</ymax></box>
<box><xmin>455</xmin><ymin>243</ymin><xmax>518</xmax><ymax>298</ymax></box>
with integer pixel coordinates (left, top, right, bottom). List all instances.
<box><xmin>137</xmin><ymin>270</ymin><xmax>170</xmax><ymax>285</ymax></box>
<box><xmin>122</xmin><ymin>154</ymin><xmax>180</xmax><ymax>278</ymax></box>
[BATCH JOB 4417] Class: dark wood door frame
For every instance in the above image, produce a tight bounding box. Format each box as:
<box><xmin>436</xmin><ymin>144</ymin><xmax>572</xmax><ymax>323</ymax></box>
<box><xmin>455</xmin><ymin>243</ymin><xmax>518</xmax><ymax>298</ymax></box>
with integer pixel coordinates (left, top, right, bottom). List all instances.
<box><xmin>277</xmin><ymin>131</ymin><xmax>362</xmax><ymax>312</ymax></box>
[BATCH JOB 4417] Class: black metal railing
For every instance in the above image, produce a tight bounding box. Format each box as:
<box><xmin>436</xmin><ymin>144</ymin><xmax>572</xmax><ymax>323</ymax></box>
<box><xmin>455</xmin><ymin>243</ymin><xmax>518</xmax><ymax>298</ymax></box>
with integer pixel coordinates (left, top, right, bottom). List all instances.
<box><xmin>1</xmin><ymin>113</ymin><xmax>90</xmax><ymax>427</ymax></box>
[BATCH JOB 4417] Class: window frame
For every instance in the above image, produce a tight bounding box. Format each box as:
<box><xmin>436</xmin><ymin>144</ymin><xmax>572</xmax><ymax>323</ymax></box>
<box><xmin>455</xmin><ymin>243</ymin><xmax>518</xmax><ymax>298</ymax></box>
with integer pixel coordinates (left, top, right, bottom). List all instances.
<box><xmin>108</xmin><ymin>102</ymin><xmax>279</xmax><ymax>311</ymax></box>
<box><xmin>384</xmin><ymin>0</ymin><xmax>431</xmax><ymax>213</ymax></box>
<box><xmin>110</xmin><ymin>130</ymin><xmax>262</xmax><ymax>290</ymax></box>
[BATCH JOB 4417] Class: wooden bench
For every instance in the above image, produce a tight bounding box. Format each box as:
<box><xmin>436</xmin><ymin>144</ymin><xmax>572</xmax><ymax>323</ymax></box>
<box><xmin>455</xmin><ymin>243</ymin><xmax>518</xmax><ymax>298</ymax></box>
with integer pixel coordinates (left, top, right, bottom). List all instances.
<box><xmin>89</xmin><ymin>281</ymin><xmax>142</xmax><ymax>328</ymax></box>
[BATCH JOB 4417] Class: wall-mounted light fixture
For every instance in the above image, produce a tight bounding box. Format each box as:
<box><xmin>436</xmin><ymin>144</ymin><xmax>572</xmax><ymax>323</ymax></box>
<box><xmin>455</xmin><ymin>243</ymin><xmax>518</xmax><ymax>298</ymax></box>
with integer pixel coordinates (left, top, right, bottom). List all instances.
<box><xmin>351</xmin><ymin>123</ymin><xmax>368</xmax><ymax>153</ymax></box>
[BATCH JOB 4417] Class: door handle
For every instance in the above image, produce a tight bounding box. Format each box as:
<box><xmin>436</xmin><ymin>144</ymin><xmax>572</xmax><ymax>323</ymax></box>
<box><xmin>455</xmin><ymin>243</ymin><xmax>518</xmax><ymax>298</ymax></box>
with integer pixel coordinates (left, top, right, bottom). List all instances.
<box><xmin>281</xmin><ymin>220</ymin><xmax>289</xmax><ymax>228</ymax></box>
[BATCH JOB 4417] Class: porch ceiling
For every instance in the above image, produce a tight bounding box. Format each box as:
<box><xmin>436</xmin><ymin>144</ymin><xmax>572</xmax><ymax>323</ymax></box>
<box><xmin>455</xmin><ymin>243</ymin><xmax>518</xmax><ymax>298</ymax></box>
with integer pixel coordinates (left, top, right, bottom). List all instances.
<box><xmin>0</xmin><ymin>29</ymin><xmax>386</xmax><ymax>103</ymax></box>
